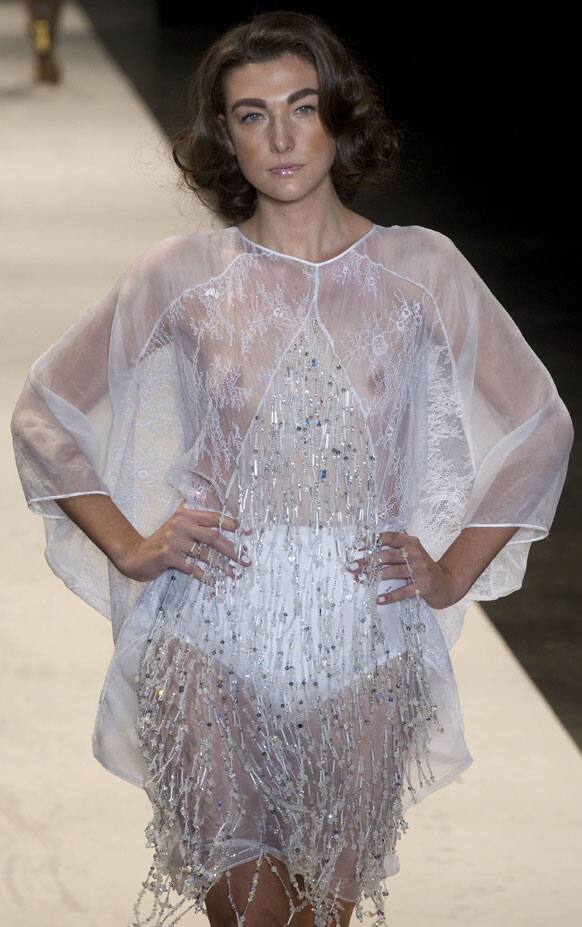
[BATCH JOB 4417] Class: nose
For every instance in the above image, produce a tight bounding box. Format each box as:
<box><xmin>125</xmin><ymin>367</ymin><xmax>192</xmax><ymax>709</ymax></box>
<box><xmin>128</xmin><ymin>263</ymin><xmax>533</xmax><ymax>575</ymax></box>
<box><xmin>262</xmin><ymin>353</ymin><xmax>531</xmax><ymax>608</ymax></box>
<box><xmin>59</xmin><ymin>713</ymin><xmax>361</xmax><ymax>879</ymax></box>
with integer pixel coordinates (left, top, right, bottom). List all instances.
<box><xmin>269</xmin><ymin>115</ymin><xmax>295</xmax><ymax>153</ymax></box>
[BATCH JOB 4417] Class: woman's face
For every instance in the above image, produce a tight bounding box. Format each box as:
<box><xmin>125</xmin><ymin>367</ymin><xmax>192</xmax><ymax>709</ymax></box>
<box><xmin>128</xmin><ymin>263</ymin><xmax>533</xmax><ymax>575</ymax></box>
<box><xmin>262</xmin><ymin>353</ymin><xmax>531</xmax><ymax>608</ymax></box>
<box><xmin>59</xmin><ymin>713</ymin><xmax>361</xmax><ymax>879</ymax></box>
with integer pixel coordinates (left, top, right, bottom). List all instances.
<box><xmin>218</xmin><ymin>53</ymin><xmax>336</xmax><ymax>205</ymax></box>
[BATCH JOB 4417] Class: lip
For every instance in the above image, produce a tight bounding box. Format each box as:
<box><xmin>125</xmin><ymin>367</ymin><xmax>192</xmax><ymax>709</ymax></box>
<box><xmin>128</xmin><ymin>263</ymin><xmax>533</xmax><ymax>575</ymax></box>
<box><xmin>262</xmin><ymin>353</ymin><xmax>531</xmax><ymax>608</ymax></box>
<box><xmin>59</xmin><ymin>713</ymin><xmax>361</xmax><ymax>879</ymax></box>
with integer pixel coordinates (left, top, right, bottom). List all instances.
<box><xmin>269</xmin><ymin>164</ymin><xmax>304</xmax><ymax>174</ymax></box>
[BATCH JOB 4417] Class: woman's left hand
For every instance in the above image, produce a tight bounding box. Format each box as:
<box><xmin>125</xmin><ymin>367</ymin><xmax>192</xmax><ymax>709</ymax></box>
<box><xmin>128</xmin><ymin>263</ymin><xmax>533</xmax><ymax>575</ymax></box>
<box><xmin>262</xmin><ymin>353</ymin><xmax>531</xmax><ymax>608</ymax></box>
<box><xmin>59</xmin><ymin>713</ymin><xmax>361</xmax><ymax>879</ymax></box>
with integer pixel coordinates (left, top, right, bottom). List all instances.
<box><xmin>348</xmin><ymin>531</ymin><xmax>460</xmax><ymax>609</ymax></box>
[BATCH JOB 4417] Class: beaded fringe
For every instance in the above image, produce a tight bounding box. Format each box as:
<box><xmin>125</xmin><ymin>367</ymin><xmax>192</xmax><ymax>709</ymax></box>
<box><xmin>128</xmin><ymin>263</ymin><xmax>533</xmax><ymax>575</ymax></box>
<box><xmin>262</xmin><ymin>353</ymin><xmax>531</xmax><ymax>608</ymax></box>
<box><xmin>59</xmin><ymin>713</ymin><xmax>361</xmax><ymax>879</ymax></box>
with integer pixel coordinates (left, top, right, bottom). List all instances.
<box><xmin>130</xmin><ymin>589</ymin><xmax>441</xmax><ymax>927</ymax></box>
<box><xmin>129</xmin><ymin>309</ymin><xmax>443</xmax><ymax>927</ymax></box>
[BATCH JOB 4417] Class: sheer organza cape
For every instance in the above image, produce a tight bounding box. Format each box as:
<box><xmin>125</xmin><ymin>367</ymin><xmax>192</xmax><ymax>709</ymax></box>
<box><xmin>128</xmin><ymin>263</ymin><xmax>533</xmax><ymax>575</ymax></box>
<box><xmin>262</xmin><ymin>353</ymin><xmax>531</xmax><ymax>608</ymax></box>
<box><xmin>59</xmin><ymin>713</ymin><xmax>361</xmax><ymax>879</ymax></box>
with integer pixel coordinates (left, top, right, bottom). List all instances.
<box><xmin>11</xmin><ymin>222</ymin><xmax>574</xmax><ymax>650</ymax></box>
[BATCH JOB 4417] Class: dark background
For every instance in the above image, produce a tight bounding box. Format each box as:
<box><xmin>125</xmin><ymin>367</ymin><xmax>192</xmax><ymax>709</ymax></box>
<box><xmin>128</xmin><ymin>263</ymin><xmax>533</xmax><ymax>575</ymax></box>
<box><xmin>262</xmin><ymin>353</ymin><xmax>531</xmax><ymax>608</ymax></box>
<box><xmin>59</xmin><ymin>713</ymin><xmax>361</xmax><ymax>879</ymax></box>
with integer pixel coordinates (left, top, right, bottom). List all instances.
<box><xmin>76</xmin><ymin>1</ymin><xmax>581</xmax><ymax>746</ymax></box>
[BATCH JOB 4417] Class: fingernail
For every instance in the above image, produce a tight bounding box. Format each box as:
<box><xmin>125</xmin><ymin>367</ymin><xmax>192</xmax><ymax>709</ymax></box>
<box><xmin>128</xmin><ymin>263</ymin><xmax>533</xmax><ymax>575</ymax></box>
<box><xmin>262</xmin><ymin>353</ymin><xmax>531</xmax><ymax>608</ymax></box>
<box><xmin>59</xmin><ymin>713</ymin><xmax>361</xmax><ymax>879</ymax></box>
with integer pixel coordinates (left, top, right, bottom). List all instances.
<box><xmin>241</xmin><ymin>555</ymin><xmax>252</xmax><ymax>565</ymax></box>
<box><xmin>347</xmin><ymin>560</ymin><xmax>360</xmax><ymax>571</ymax></box>
<box><xmin>376</xmin><ymin>595</ymin><xmax>386</xmax><ymax>604</ymax></box>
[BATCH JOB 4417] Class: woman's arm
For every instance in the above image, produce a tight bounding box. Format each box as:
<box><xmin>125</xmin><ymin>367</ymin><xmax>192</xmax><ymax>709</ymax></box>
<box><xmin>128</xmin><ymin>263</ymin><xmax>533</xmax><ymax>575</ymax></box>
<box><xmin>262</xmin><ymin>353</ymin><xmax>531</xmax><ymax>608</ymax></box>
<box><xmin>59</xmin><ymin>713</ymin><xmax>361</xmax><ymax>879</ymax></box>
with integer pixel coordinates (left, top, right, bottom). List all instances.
<box><xmin>55</xmin><ymin>494</ymin><xmax>143</xmax><ymax>572</ymax></box>
<box><xmin>438</xmin><ymin>525</ymin><xmax>520</xmax><ymax>602</ymax></box>
<box><xmin>54</xmin><ymin>493</ymin><xmax>251</xmax><ymax>586</ymax></box>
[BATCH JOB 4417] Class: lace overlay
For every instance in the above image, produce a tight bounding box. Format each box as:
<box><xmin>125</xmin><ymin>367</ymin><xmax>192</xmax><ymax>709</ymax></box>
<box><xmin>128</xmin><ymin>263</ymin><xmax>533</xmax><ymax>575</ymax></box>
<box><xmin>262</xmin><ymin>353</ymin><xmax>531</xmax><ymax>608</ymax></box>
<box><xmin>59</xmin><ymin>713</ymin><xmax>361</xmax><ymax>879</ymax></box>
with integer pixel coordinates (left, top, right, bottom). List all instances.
<box><xmin>130</xmin><ymin>306</ymin><xmax>444</xmax><ymax>927</ymax></box>
<box><xmin>11</xmin><ymin>223</ymin><xmax>572</xmax><ymax>927</ymax></box>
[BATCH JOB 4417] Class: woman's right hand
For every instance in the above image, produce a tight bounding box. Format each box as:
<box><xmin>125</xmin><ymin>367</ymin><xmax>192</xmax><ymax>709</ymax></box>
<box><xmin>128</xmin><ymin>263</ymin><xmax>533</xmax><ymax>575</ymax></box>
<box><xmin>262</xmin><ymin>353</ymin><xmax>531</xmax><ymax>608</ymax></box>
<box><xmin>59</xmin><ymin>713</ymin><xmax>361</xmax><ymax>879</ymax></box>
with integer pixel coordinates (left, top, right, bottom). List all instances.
<box><xmin>116</xmin><ymin>505</ymin><xmax>253</xmax><ymax>585</ymax></box>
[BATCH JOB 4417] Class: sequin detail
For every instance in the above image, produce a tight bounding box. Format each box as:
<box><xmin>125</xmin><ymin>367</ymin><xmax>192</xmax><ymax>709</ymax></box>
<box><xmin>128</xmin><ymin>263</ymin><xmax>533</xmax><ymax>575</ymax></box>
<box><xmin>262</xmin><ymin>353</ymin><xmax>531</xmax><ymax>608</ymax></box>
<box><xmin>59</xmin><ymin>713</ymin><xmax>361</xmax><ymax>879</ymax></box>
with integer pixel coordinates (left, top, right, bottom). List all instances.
<box><xmin>130</xmin><ymin>306</ymin><xmax>442</xmax><ymax>927</ymax></box>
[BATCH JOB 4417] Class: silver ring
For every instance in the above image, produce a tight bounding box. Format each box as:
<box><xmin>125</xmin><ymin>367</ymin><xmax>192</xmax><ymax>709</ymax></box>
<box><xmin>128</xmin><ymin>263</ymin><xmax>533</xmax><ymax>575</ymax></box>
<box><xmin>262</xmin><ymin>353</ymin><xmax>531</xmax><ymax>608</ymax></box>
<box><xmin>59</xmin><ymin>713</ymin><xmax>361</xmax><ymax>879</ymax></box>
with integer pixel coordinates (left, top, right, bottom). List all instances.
<box><xmin>367</xmin><ymin>534</ymin><xmax>382</xmax><ymax>555</ymax></box>
<box><xmin>414</xmin><ymin>587</ymin><xmax>421</xmax><ymax>596</ymax></box>
<box><xmin>184</xmin><ymin>540</ymin><xmax>201</xmax><ymax>566</ymax></box>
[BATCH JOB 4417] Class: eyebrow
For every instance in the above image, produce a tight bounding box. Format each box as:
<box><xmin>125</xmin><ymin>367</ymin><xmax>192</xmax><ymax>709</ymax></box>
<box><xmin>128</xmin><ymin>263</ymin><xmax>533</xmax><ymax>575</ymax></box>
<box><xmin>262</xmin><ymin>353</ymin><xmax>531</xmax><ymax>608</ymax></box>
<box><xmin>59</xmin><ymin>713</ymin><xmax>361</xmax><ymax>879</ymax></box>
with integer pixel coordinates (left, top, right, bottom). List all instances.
<box><xmin>231</xmin><ymin>88</ymin><xmax>318</xmax><ymax>113</ymax></box>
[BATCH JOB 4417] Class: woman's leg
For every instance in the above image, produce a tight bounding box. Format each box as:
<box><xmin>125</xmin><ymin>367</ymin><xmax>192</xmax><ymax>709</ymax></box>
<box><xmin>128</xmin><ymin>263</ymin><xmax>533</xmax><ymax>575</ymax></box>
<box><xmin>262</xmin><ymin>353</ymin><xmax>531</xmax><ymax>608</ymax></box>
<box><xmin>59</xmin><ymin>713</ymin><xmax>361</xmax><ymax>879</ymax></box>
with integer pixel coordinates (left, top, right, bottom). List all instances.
<box><xmin>204</xmin><ymin>853</ymin><xmax>355</xmax><ymax>927</ymax></box>
<box><xmin>292</xmin><ymin>874</ymin><xmax>356</xmax><ymax>927</ymax></box>
<box><xmin>204</xmin><ymin>852</ymin><xmax>306</xmax><ymax>927</ymax></box>
<box><xmin>205</xmin><ymin>855</ymin><xmax>355</xmax><ymax>927</ymax></box>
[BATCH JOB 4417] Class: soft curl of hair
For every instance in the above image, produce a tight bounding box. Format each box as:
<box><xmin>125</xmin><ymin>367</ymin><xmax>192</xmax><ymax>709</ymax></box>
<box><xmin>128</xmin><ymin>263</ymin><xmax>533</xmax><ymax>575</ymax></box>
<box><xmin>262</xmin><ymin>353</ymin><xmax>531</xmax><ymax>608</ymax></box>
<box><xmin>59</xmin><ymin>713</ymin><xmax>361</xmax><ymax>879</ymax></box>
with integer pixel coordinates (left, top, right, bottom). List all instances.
<box><xmin>171</xmin><ymin>9</ymin><xmax>405</xmax><ymax>225</ymax></box>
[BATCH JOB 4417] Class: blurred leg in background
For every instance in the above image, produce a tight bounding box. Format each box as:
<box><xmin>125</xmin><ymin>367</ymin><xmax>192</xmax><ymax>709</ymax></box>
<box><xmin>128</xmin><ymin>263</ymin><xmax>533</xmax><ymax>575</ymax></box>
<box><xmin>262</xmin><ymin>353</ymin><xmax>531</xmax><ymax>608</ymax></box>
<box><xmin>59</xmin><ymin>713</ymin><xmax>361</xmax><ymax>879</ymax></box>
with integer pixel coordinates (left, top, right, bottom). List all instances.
<box><xmin>25</xmin><ymin>0</ymin><xmax>64</xmax><ymax>84</ymax></box>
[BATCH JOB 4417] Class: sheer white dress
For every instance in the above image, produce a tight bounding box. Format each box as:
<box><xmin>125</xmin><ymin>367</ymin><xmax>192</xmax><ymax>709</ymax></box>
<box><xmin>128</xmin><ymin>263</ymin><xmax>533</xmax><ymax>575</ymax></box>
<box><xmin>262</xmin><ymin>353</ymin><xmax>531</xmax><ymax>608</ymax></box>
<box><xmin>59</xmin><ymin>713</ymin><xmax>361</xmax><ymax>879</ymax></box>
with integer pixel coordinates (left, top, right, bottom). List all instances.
<box><xmin>10</xmin><ymin>223</ymin><xmax>574</xmax><ymax>927</ymax></box>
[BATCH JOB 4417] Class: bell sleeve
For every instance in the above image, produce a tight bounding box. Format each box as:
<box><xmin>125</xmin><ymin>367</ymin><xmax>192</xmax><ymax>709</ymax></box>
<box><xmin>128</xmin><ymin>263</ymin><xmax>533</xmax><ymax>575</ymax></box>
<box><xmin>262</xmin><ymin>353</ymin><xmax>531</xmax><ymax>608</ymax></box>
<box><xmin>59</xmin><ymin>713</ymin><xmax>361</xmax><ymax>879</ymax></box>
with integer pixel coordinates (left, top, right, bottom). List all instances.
<box><xmin>10</xmin><ymin>236</ymin><xmax>190</xmax><ymax>643</ymax></box>
<box><xmin>411</xmin><ymin>229</ymin><xmax>574</xmax><ymax>648</ymax></box>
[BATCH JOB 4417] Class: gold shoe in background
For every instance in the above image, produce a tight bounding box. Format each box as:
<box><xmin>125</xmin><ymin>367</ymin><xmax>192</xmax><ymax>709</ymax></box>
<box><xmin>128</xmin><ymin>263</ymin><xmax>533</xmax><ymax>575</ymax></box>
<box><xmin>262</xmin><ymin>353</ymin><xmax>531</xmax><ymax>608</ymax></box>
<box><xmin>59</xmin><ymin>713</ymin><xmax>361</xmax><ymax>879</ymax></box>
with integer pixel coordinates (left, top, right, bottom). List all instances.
<box><xmin>31</xmin><ymin>18</ymin><xmax>51</xmax><ymax>53</ymax></box>
<box><xmin>30</xmin><ymin>18</ymin><xmax>62</xmax><ymax>84</ymax></box>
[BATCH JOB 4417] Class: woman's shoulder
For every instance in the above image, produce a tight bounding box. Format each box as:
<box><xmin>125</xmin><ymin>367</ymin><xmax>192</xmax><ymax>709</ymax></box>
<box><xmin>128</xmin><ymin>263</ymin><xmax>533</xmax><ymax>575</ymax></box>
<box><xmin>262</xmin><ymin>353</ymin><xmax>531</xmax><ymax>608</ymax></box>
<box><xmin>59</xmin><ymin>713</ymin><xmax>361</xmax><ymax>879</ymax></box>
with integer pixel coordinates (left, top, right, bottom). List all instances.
<box><xmin>367</xmin><ymin>224</ymin><xmax>463</xmax><ymax>297</ymax></box>
<box><xmin>373</xmin><ymin>222</ymin><xmax>456</xmax><ymax>257</ymax></box>
<box><xmin>118</xmin><ymin>226</ymin><xmax>242</xmax><ymax>293</ymax></box>
<box><xmin>136</xmin><ymin>225</ymin><xmax>237</xmax><ymax>265</ymax></box>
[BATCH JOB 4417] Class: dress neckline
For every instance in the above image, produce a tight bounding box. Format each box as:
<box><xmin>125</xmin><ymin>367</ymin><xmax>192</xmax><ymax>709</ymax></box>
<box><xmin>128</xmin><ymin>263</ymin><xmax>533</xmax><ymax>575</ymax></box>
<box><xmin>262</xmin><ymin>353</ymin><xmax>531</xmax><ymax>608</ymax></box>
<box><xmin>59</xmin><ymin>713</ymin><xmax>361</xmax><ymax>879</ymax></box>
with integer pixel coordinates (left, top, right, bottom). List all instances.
<box><xmin>235</xmin><ymin>222</ymin><xmax>377</xmax><ymax>267</ymax></box>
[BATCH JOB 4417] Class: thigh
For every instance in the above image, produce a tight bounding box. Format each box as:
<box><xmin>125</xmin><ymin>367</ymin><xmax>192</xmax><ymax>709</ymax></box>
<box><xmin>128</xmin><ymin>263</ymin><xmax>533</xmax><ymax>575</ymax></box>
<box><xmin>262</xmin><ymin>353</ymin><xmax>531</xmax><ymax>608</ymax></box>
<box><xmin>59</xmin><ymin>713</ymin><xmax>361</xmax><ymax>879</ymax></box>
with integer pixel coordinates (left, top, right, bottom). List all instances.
<box><xmin>204</xmin><ymin>852</ymin><xmax>305</xmax><ymax>927</ymax></box>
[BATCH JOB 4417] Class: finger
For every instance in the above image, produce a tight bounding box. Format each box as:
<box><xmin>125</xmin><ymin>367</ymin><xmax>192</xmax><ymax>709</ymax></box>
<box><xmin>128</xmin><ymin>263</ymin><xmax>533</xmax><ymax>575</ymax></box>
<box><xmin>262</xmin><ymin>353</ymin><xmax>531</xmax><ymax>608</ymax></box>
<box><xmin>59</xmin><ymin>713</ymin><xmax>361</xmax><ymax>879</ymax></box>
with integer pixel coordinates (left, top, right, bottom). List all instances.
<box><xmin>212</xmin><ymin>510</ymin><xmax>240</xmax><ymax>533</ymax></box>
<box><xmin>354</xmin><ymin>530</ymin><xmax>409</xmax><ymax>551</ymax></box>
<box><xmin>167</xmin><ymin>544</ymin><xmax>217</xmax><ymax>584</ymax></box>
<box><xmin>381</xmin><ymin>531</ymin><xmax>410</xmax><ymax>544</ymax></box>
<box><xmin>375</xmin><ymin>564</ymin><xmax>412</xmax><ymax>582</ymax></box>
<box><xmin>368</xmin><ymin>548</ymin><xmax>410</xmax><ymax>568</ymax></box>
<box><xmin>228</xmin><ymin>535</ymin><xmax>253</xmax><ymax>566</ymax></box>
<box><xmin>211</xmin><ymin>549</ymin><xmax>246</xmax><ymax>579</ymax></box>
<box><xmin>376</xmin><ymin>581</ymin><xmax>421</xmax><ymax>605</ymax></box>
<box><xmin>209</xmin><ymin>511</ymin><xmax>253</xmax><ymax>537</ymax></box>
<box><xmin>184</xmin><ymin>508</ymin><xmax>241</xmax><ymax>534</ymax></box>
<box><xmin>346</xmin><ymin>550</ymin><xmax>394</xmax><ymax>579</ymax></box>
<box><xmin>205</xmin><ymin>529</ymin><xmax>253</xmax><ymax>567</ymax></box>
<box><xmin>189</xmin><ymin>545</ymin><xmax>245</xmax><ymax>581</ymax></box>
<box><xmin>182</xmin><ymin>562</ymin><xmax>215</xmax><ymax>586</ymax></box>
<box><xmin>177</xmin><ymin>552</ymin><xmax>241</xmax><ymax>585</ymax></box>
<box><xmin>191</xmin><ymin>564</ymin><xmax>215</xmax><ymax>586</ymax></box>
<box><xmin>353</xmin><ymin>532</ymin><xmax>384</xmax><ymax>551</ymax></box>
<box><xmin>345</xmin><ymin>564</ymin><xmax>365</xmax><ymax>584</ymax></box>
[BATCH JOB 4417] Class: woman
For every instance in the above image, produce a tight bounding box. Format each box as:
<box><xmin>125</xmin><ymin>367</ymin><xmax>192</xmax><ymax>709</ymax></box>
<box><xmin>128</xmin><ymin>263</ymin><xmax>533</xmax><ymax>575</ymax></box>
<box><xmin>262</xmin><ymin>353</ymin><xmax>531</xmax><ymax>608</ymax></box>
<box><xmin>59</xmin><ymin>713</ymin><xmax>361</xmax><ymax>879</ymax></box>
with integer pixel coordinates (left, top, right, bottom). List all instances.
<box><xmin>10</xmin><ymin>10</ymin><xmax>574</xmax><ymax>927</ymax></box>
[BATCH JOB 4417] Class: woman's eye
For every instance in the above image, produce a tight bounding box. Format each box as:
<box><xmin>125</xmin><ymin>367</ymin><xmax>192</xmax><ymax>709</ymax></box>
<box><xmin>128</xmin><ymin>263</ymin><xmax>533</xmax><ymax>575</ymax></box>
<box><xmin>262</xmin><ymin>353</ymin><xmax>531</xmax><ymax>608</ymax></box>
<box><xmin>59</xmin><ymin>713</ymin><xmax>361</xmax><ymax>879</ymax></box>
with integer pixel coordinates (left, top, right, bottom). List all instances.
<box><xmin>240</xmin><ymin>104</ymin><xmax>316</xmax><ymax>124</ymax></box>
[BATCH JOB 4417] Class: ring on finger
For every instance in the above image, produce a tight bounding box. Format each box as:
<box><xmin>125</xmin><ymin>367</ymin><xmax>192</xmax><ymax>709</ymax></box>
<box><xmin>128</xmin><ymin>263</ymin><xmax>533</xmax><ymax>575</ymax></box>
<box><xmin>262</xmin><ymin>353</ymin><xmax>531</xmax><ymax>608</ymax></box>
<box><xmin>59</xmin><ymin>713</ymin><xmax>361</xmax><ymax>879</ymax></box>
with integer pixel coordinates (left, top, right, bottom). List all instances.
<box><xmin>184</xmin><ymin>540</ymin><xmax>202</xmax><ymax>566</ymax></box>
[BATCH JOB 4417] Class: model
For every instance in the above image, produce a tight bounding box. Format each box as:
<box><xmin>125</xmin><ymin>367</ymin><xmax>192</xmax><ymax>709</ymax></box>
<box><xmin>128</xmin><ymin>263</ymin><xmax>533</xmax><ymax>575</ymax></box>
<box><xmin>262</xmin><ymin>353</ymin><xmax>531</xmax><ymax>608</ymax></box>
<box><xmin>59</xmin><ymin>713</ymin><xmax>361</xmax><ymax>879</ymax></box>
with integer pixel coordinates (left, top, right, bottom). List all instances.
<box><xmin>10</xmin><ymin>10</ymin><xmax>574</xmax><ymax>927</ymax></box>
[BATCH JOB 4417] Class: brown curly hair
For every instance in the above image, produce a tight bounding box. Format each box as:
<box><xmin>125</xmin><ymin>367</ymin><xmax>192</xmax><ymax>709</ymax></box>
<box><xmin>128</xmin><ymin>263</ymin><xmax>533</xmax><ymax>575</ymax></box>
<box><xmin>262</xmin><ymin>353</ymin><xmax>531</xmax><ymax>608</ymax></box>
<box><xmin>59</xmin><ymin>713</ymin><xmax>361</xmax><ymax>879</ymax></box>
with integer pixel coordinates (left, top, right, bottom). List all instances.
<box><xmin>171</xmin><ymin>9</ymin><xmax>405</xmax><ymax>225</ymax></box>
